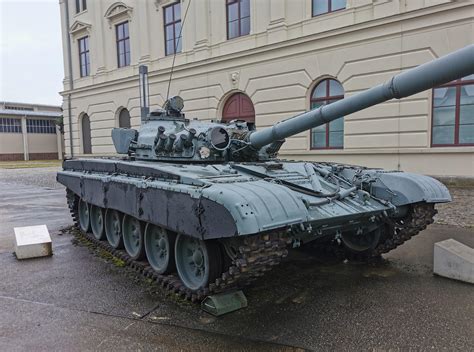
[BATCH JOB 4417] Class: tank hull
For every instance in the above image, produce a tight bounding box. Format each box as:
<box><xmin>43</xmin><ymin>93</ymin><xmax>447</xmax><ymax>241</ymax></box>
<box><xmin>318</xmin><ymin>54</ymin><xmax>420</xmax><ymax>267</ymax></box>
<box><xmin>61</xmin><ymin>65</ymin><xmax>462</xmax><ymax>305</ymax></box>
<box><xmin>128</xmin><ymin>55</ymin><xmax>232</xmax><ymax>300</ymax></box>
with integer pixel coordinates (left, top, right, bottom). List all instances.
<box><xmin>58</xmin><ymin>158</ymin><xmax>448</xmax><ymax>243</ymax></box>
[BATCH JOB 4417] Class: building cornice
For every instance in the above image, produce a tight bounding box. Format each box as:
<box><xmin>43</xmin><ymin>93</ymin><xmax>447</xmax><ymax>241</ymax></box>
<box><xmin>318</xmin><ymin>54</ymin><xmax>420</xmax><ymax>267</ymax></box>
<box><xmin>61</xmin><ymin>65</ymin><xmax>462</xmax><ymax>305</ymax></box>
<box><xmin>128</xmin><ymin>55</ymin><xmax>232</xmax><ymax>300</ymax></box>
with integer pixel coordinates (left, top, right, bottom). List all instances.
<box><xmin>60</xmin><ymin>2</ymin><xmax>474</xmax><ymax>97</ymax></box>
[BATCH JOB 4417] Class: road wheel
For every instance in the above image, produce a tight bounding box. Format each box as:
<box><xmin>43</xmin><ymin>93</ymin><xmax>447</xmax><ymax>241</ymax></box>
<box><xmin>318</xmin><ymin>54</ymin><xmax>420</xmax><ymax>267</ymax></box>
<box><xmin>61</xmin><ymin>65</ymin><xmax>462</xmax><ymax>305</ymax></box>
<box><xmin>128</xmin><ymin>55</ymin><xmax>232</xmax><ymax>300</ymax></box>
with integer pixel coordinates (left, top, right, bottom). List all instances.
<box><xmin>122</xmin><ymin>215</ymin><xmax>145</xmax><ymax>260</ymax></box>
<box><xmin>105</xmin><ymin>209</ymin><xmax>124</xmax><ymax>249</ymax></box>
<box><xmin>341</xmin><ymin>227</ymin><xmax>382</xmax><ymax>254</ymax></box>
<box><xmin>144</xmin><ymin>224</ymin><xmax>176</xmax><ymax>274</ymax></box>
<box><xmin>90</xmin><ymin>205</ymin><xmax>106</xmax><ymax>240</ymax></box>
<box><xmin>78</xmin><ymin>199</ymin><xmax>91</xmax><ymax>233</ymax></box>
<box><xmin>175</xmin><ymin>235</ymin><xmax>222</xmax><ymax>291</ymax></box>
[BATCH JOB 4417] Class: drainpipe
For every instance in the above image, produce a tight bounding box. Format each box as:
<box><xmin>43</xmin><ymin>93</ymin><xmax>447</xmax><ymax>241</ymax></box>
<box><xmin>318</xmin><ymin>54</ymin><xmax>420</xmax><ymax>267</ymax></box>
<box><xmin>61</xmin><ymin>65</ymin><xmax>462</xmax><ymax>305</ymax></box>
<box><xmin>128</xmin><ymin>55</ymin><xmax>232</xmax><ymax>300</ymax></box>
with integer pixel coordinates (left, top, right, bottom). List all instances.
<box><xmin>64</xmin><ymin>0</ymin><xmax>74</xmax><ymax>158</ymax></box>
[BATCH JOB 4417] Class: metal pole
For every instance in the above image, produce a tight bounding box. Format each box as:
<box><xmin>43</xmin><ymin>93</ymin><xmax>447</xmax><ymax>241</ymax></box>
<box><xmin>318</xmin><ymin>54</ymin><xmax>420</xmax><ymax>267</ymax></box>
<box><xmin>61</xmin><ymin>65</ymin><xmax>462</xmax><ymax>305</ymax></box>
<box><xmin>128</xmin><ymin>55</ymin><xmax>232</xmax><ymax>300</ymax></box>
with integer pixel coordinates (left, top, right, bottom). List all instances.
<box><xmin>64</xmin><ymin>0</ymin><xmax>74</xmax><ymax>158</ymax></box>
<box><xmin>139</xmin><ymin>65</ymin><xmax>150</xmax><ymax>121</ymax></box>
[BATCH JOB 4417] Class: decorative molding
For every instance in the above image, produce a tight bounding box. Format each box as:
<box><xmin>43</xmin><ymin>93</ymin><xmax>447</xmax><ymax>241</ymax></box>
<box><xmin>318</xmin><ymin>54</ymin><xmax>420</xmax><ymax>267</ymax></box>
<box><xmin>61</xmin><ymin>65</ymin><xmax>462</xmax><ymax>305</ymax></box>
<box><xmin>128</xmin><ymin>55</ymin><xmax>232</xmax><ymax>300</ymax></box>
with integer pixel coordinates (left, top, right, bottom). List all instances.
<box><xmin>69</xmin><ymin>20</ymin><xmax>91</xmax><ymax>37</ymax></box>
<box><xmin>230</xmin><ymin>71</ymin><xmax>240</xmax><ymax>87</ymax></box>
<box><xmin>104</xmin><ymin>2</ymin><xmax>133</xmax><ymax>25</ymax></box>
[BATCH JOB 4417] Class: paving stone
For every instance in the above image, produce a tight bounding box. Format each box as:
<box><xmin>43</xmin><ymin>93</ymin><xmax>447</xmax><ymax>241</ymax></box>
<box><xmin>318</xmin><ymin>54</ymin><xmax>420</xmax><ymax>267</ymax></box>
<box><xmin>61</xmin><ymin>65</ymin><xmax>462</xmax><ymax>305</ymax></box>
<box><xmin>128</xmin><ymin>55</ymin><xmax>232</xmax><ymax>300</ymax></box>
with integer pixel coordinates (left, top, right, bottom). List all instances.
<box><xmin>434</xmin><ymin>239</ymin><xmax>474</xmax><ymax>284</ymax></box>
<box><xmin>14</xmin><ymin>225</ymin><xmax>52</xmax><ymax>259</ymax></box>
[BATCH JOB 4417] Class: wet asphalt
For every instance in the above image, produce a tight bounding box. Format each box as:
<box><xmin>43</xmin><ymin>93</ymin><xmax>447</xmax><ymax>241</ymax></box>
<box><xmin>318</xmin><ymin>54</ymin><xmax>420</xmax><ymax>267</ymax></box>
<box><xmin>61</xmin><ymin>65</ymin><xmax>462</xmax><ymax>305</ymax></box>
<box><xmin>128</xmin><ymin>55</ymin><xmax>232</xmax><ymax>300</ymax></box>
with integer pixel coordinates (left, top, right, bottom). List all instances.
<box><xmin>0</xmin><ymin>167</ymin><xmax>473</xmax><ymax>351</ymax></box>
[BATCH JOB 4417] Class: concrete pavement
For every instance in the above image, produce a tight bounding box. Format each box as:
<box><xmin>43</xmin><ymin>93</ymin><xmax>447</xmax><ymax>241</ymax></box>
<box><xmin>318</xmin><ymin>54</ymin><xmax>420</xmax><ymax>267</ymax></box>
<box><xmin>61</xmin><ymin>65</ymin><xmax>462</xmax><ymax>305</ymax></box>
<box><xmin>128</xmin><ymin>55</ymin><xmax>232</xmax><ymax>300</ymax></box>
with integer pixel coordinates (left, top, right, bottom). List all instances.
<box><xmin>0</xmin><ymin>166</ymin><xmax>473</xmax><ymax>351</ymax></box>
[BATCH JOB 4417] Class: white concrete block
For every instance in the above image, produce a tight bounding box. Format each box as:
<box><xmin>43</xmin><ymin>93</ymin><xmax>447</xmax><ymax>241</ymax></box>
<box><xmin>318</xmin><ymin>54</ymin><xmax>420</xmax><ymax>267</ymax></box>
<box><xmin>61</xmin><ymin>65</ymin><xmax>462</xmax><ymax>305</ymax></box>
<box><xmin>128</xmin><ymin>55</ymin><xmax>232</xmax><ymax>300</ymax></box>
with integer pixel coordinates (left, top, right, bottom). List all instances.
<box><xmin>433</xmin><ymin>239</ymin><xmax>474</xmax><ymax>284</ymax></box>
<box><xmin>14</xmin><ymin>225</ymin><xmax>52</xmax><ymax>260</ymax></box>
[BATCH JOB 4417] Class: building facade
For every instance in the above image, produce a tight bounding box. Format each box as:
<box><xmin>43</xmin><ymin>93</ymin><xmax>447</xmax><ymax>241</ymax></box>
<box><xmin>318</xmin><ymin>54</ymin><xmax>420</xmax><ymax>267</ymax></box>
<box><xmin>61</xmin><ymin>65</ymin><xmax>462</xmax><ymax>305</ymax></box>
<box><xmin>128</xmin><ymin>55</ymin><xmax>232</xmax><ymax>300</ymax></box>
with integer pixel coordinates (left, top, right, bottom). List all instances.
<box><xmin>0</xmin><ymin>102</ymin><xmax>63</xmax><ymax>161</ymax></box>
<box><xmin>59</xmin><ymin>0</ymin><xmax>474</xmax><ymax>176</ymax></box>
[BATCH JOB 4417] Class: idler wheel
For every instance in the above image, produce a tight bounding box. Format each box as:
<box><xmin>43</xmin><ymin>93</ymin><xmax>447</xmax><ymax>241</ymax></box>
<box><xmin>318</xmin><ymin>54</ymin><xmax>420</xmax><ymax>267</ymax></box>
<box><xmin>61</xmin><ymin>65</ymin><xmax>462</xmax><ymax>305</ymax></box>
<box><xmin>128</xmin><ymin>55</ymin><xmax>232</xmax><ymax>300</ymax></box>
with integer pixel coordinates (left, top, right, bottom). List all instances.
<box><xmin>341</xmin><ymin>227</ymin><xmax>382</xmax><ymax>253</ymax></box>
<box><xmin>122</xmin><ymin>215</ymin><xmax>145</xmax><ymax>260</ymax></box>
<box><xmin>144</xmin><ymin>224</ymin><xmax>176</xmax><ymax>274</ymax></box>
<box><xmin>175</xmin><ymin>235</ymin><xmax>222</xmax><ymax>292</ymax></box>
<box><xmin>90</xmin><ymin>205</ymin><xmax>106</xmax><ymax>240</ymax></box>
<box><xmin>105</xmin><ymin>209</ymin><xmax>124</xmax><ymax>249</ymax></box>
<box><xmin>78</xmin><ymin>199</ymin><xmax>91</xmax><ymax>233</ymax></box>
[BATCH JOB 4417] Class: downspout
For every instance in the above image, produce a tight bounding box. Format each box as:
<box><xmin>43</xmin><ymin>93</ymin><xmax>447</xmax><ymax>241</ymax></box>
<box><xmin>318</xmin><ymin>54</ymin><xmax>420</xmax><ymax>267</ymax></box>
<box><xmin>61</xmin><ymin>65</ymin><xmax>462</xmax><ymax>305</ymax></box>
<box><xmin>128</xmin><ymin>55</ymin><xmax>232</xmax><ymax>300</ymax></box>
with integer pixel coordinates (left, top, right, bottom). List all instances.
<box><xmin>64</xmin><ymin>0</ymin><xmax>74</xmax><ymax>158</ymax></box>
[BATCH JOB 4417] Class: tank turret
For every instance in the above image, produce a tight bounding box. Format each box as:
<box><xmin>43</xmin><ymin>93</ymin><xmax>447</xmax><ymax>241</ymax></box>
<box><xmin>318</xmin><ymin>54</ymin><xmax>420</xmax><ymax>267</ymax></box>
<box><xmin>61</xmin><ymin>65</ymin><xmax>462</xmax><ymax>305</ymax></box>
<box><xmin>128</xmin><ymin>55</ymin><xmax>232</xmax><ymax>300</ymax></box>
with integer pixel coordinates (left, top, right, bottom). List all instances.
<box><xmin>113</xmin><ymin>45</ymin><xmax>473</xmax><ymax>163</ymax></box>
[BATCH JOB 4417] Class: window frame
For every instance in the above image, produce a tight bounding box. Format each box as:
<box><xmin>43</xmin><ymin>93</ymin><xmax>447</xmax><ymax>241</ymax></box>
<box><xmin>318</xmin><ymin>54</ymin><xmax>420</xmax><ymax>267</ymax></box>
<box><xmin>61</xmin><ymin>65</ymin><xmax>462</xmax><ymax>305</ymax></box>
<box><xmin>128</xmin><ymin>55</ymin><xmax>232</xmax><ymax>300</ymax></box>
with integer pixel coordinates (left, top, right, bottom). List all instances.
<box><xmin>0</xmin><ymin>118</ymin><xmax>22</xmax><ymax>133</ymax></box>
<box><xmin>26</xmin><ymin>119</ymin><xmax>57</xmax><ymax>134</ymax></box>
<box><xmin>116</xmin><ymin>21</ymin><xmax>131</xmax><ymax>68</ymax></box>
<box><xmin>78</xmin><ymin>36</ymin><xmax>90</xmax><ymax>77</ymax></box>
<box><xmin>312</xmin><ymin>0</ymin><xmax>346</xmax><ymax>17</ymax></box>
<box><xmin>226</xmin><ymin>0</ymin><xmax>250</xmax><ymax>40</ymax></box>
<box><xmin>431</xmin><ymin>77</ymin><xmax>474</xmax><ymax>147</ymax></box>
<box><xmin>310</xmin><ymin>79</ymin><xmax>344</xmax><ymax>150</ymax></box>
<box><xmin>163</xmin><ymin>2</ymin><xmax>182</xmax><ymax>56</ymax></box>
<box><xmin>75</xmin><ymin>0</ymin><xmax>87</xmax><ymax>14</ymax></box>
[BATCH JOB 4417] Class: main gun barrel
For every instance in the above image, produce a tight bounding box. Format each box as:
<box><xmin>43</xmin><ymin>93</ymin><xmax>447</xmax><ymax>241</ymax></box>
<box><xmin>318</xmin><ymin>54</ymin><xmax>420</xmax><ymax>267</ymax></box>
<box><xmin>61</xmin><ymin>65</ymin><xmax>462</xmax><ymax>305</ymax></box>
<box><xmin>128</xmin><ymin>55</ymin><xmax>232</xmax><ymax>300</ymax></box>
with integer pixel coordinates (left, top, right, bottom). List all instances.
<box><xmin>249</xmin><ymin>45</ymin><xmax>474</xmax><ymax>149</ymax></box>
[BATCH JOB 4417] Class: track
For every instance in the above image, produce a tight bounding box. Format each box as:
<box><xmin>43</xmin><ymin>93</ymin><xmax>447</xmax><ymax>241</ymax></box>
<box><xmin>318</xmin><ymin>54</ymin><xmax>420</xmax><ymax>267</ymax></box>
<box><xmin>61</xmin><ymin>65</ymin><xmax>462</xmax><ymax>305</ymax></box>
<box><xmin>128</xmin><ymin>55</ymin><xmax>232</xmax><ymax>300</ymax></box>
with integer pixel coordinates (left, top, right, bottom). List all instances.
<box><xmin>66</xmin><ymin>189</ymin><xmax>290</xmax><ymax>302</ymax></box>
<box><xmin>373</xmin><ymin>203</ymin><xmax>437</xmax><ymax>256</ymax></box>
<box><xmin>311</xmin><ymin>203</ymin><xmax>438</xmax><ymax>260</ymax></box>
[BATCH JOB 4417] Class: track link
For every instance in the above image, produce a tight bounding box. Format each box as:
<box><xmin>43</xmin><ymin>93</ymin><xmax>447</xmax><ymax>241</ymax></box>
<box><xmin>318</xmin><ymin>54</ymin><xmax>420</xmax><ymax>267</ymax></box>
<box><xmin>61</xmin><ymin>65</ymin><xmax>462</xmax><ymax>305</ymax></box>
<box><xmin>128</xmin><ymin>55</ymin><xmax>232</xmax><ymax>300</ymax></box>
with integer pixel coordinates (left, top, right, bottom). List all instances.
<box><xmin>66</xmin><ymin>190</ymin><xmax>290</xmax><ymax>302</ymax></box>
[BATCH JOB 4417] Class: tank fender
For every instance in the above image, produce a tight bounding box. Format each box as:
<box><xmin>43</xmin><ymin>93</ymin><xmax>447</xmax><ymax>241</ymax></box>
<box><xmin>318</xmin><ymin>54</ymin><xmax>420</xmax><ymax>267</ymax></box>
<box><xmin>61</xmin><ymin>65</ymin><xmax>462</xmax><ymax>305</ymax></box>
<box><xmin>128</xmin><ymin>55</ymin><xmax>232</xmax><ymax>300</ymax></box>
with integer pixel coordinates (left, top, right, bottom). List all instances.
<box><xmin>369</xmin><ymin>172</ymin><xmax>451</xmax><ymax>206</ymax></box>
<box><xmin>201</xmin><ymin>180</ymin><xmax>310</xmax><ymax>236</ymax></box>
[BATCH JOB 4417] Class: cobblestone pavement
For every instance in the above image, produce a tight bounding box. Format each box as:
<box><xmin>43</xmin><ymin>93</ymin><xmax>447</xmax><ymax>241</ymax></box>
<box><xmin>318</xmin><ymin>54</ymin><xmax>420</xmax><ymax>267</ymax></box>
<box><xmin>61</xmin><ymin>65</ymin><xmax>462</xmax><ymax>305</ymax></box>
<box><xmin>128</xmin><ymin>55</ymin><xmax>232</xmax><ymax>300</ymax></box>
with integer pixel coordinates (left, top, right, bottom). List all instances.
<box><xmin>435</xmin><ymin>187</ymin><xmax>474</xmax><ymax>229</ymax></box>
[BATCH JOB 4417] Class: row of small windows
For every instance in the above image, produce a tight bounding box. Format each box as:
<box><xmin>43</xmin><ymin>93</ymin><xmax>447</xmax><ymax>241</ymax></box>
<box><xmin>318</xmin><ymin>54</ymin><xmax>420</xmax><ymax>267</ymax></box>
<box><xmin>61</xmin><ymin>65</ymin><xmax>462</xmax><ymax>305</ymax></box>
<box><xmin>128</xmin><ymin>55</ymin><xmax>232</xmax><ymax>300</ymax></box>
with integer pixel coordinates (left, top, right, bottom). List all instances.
<box><xmin>0</xmin><ymin>118</ymin><xmax>22</xmax><ymax>133</ymax></box>
<box><xmin>0</xmin><ymin>118</ymin><xmax>56</xmax><ymax>134</ymax></box>
<box><xmin>77</xmin><ymin>0</ymin><xmax>348</xmax><ymax>77</ymax></box>
<box><xmin>4</xmin><ymin>106</ymin><xmax>34</xmax><ymax>111</ymax></box>
<box><xmin>27</xmin><ymin>119</ymin><xmax>57</xmax><ymax>134</ymax></box>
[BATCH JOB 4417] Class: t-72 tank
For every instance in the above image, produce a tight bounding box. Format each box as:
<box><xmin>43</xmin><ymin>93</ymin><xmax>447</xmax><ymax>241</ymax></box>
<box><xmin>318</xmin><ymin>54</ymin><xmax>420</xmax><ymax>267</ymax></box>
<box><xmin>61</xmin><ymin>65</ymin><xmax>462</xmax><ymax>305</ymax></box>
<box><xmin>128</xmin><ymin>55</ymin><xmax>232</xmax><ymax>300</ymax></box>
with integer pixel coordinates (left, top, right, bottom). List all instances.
<box><xmin>58</xmin><ymin>45</ymin><xmax>473</xmax><ymax>301</ymax></box>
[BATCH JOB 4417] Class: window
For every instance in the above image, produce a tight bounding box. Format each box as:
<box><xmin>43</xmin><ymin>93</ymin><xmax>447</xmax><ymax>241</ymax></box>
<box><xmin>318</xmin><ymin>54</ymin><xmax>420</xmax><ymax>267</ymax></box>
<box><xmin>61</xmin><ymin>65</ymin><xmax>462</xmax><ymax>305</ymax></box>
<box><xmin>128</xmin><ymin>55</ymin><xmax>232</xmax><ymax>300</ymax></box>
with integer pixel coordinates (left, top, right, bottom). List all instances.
<box><xmin>164</xmin><ymin>2</ymin><xmax>182</xmax><ymax>56</ymax></box>
<box><xmin>310</xmin><ymin>79</ymin><xmax>344</xmax><ymax>149</ymax></box>
<box><xmin>78</xmin><ymin>36</ymin><xmax>90</xmax><ymax>77</ymax></box>
<box><xmin>81</xmin><ymin>114</ymin><xmax>92</xmax><ymax>154</ymax></box>
<box><xmin>26</xmin><ymin>119</ymin><xmax>56</xmax><ymax>134</ymax></box>
<box><xmin>432</xmin><ymin>74</ymin><xmax>474</xmax><ymax>146</ymax></box>
<box><xmin>0</xmin><ymin>118</ymin><xmax>22</xmax><ymax>133</ymax></box>
<box><xmin>226</xmin><ymin>0</ymin><xmax>250</xmax><ymax>39</ymax></box>
<box><xmin>118</xmin><ymin>108</ymin><xmax>131</xmax><ymax>128</ymax></box>
<box><xmin>116</xmin><ymin>22</ymin><xmax>130</xmax><ymax>67</ymax></box>
<box><xmin>75</xmin><ymin>0</ymin><xmax>87</xmax><ymax>13</ymax></box>
<box><xmin>312</xmin><ymin>0</ymin><xmax>346</xmax><ymax>16</ymax></box>
<box><xmin>4</xmin><ymin>106</ymin><xmax>34</xmax><ymax>111</ymax></box>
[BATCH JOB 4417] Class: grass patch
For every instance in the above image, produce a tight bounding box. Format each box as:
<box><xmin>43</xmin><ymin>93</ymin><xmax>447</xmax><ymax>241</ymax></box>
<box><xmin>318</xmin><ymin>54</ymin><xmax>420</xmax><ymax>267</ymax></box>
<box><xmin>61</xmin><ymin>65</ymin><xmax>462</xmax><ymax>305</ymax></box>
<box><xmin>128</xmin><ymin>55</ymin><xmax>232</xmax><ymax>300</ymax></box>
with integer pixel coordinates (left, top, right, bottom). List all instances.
<box><xmin>0</xmin><ymin>160</ymin><xmax>62</xmax><ymax>169</ymax></box>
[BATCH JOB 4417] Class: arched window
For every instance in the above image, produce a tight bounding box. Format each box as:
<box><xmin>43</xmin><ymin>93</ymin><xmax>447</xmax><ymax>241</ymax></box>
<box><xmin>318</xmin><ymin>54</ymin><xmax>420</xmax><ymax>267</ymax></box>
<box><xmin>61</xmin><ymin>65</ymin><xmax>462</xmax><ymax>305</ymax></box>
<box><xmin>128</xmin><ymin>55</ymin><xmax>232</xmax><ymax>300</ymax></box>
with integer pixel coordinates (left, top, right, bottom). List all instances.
<box><xmin>118</xmin><ymin>108</ymin><xmax>131</xmax><ymax>128</ymax></box>
<box><xmin>222</xmin><ymin>92</ymin><xmax>255</xmax><ymax>128</ymax></box>
<box><xmin>81</xmin><ymin>114</ymin><xmax>92</xmax><ymax>154</ymax></box>
<box><xmin>310</xmin><ymin>79</ymin><xmax>344</xmax><ymax>149</ymax></box>
<box><xmin>432</xmin><ymin>74</ymin><xmax>474</xmax><ymax>146</ymax></box>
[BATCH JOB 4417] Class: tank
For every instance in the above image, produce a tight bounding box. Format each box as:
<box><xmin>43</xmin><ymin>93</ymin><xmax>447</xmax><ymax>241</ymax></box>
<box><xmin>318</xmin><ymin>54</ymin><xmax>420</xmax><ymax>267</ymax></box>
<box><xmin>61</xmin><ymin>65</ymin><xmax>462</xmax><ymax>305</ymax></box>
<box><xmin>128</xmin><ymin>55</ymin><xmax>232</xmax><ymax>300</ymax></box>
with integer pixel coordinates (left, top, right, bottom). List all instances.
<box><xmin>58</xmin><ymin>45</ymin><xmax>474</xmax><ymax>301</ymax></box>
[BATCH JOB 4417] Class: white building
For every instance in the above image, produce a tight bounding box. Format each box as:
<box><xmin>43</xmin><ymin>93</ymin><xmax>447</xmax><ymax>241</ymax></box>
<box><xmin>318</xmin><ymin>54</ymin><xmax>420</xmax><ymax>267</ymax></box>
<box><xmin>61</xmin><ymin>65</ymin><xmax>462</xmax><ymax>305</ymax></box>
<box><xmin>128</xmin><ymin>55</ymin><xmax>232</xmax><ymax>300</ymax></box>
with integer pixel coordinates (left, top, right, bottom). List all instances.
<box><xmin>59</xmin><ymin>0</ymin><xmax>474</xmax><ymax>176</ymax></box>
<box><xmin>0</xmin><ymin>102</ymin><xmax>63</xmax><ymax>161</ymax></box>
